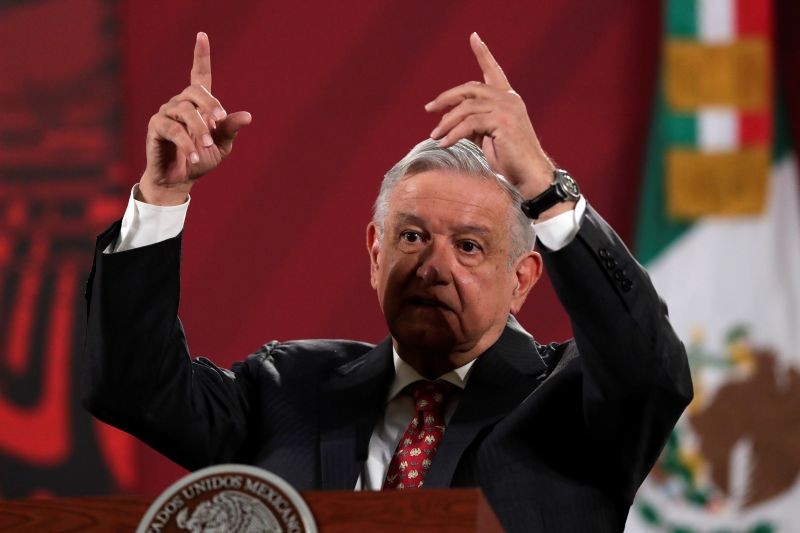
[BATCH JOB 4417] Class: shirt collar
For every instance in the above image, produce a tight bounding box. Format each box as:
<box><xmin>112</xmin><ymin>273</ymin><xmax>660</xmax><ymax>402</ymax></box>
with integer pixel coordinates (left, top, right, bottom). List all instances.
<box><xmin>386</xmin><ymin>348</ymin><xmax>476</xmax><ymax>402</ymax></box>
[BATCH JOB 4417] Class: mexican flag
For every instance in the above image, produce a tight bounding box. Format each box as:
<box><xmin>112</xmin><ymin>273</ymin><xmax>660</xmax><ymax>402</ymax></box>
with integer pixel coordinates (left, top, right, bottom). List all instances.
<box><xmin>626</xmin><ymin>1</ymin><xmax>800</xmax><ymax>531</ymax></box>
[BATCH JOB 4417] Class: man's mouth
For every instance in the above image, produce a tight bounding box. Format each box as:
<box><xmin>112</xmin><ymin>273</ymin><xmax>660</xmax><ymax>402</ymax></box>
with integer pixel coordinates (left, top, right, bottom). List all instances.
<box><xmin>408</xmin><ymin>297</ymin><xmax>452</xmax><ymax>311</ymax></box>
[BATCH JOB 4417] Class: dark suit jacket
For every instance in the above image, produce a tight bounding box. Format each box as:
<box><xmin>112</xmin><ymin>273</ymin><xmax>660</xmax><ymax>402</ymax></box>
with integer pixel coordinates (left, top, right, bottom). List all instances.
<box><xmin>82</xmin><ymin>205</ymin><xmax>692</xmax><ymax>532</ymax></box>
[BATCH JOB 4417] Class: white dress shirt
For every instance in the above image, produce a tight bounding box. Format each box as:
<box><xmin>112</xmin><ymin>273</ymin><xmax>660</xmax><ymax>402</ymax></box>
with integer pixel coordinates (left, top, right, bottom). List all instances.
<box><xmin>107</xmin><ymin>184</ymin><xmax>586</xmax><ymax>489</ymax></box>
<box><xmin>356</xmin><ymin>350</ymin><xmax>475</xmax><ymax>490</ymax></box>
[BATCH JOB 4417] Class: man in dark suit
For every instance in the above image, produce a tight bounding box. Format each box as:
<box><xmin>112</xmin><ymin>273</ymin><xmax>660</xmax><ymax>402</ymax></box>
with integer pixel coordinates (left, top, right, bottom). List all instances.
<box><xmin>83</xmin><ymin>32</ymin><xmax>692</xmax><ymax>531</ymax></box>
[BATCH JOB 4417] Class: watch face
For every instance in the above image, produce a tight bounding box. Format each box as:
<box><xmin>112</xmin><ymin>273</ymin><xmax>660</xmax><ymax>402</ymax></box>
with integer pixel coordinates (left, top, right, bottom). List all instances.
<box><xmin>555</xmin><ymin>170</ymin><xmax>580</xmax><ymax>199</ymax></box>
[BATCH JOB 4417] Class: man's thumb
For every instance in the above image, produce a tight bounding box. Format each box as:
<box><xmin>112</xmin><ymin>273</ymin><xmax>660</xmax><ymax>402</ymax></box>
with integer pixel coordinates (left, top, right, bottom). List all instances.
<box><xmin>217</xmin><ymin>111</ymin><xmax>252</xmax><ymax>141</ymax></box>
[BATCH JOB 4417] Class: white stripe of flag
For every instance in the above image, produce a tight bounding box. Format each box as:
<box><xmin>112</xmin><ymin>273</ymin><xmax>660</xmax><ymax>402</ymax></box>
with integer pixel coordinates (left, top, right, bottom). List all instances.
<box><xmin>699</xmin><ymin>0</ymin><xmax>735</xmax><ymax>44</ymax></box>
<box><xmin>698</xmin><ymin>107</ymin><xmax>739</xmax><ymax>152</ymax></box>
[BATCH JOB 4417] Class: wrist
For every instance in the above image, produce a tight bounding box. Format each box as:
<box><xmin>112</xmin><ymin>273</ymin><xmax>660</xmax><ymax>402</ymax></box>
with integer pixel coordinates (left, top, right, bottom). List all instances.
<box><xmin>137</xmin><ymin>176</ymin><xmax>191</xmax><ymax>206</ymax></box>
<box><xmin>516</xmin><ymin>165</ymin><xmax>557</xmax><ymax>202</ymax></box>
<box><xmin>520</xmin><ymin>169</ymin><xmax>580</xmax><ymax>220</ymax></box>
<box><xmin>534</xmin><ymin>200</ymin><xmax>577</xmax><ymax>222</ymax></box>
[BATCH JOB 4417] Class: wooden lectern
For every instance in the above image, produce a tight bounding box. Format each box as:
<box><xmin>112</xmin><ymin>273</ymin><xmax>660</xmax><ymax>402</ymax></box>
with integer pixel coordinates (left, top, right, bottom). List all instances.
<box><xmin>0</xmin><ymin>488</ymin><xmax>503</xmax><ymax>532</ymax></box>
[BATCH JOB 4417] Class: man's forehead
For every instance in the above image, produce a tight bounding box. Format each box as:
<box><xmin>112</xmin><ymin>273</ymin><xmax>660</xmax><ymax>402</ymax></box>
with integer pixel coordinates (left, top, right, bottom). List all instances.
<box><xmin>393</xmin><ymin>211</ymin><xmax>493</xmax><ymax>235</ymax></box>
<box><xmin>391</xmin><ymin>170</ymin><xmax>510</xmax><ymax>205</ymax></box>
<box><xmin>384</xmin><ymin>171</ymin><xmax>514</xmax><ymax>229</ymax></box>
<box><xmin>388</xmin><ymin>195</ymin><xmax>512</xmax><ymax>237</ymax></box>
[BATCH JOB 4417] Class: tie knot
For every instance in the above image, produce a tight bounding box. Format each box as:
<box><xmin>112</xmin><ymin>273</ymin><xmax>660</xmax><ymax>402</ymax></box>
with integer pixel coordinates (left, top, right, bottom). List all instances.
<box><xmin>409</xmin><ymin>380</ymin><xmax>454</xmax><ymax>412</ymax></box>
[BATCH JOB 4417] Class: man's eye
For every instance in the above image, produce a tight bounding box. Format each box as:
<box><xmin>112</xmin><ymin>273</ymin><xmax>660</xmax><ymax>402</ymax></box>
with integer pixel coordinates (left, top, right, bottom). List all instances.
<box><xmin>459</xmin><ymin>241</ymin><xmax>481</xmax><ymax>253</ymax></box>
<box><xmin>401</xmin><ymin>231</ymin><xmax>421</xmax><ymax>243</ymax></box>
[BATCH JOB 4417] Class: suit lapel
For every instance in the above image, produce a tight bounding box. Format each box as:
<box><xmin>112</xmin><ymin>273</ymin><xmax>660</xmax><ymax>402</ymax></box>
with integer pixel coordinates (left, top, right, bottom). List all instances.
<box><xmin>425</xmin><ymin>316</ymin><xmax>548</xmax><ymax>487</ymax></box>
<box><xmin>318</xmin><ymin>338</ymin><xmax>394</xmax><ymax>489</ymax></box>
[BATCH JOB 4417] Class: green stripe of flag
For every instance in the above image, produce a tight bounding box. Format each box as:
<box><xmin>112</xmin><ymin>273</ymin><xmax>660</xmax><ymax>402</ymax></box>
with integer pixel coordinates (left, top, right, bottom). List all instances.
<box><xmin>666</xmin><ymin>0</ymin><xmax>697</xmax><ymax>38</ymax></box>
<box><xmin>635</xmin><ymin>82</ymin><xmax>691</xmax><ymax>265</ymax></box>
<box><xmin>667</xmin><ymin>113</ymin><xmax>697</xmax><ymax>146</ymax></box>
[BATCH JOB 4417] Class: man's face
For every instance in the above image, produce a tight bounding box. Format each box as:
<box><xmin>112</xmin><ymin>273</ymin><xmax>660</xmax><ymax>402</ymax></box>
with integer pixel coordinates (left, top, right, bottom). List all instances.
<box><xmin>367</xmin><ymin>170</ymin><xmax>541</xmax><ymax>377</ymax></box>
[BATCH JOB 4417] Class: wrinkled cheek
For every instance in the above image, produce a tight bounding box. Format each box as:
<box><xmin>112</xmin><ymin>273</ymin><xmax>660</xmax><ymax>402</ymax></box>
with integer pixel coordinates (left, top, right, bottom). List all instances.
<box><xmin>378</xmin><ymin>259</ymin><xmax>413</xmax><ymax>309</ymax></box>
<box><xmin>376</xmin><ymin>272</ymin><xmax>396</xmax><ymax>314</ymax></box>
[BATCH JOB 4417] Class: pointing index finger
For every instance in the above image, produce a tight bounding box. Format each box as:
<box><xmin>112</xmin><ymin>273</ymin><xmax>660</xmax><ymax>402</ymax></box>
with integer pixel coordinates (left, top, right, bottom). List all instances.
<box><xmin>191</xmin><ymin>32</ymin><xmax>212</xmax><ymax>90</ymax></box>
<box><xmin>470</xmin><ymin>32</ymin><xmax>511</xmax><ymax>90</ymax></box>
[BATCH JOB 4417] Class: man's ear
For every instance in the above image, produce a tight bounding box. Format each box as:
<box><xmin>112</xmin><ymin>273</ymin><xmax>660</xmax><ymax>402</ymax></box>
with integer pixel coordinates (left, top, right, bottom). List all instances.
<box><xmin>366</xmin><ymin>222</ymin><xmax>381</xmax><ymax>290</ymax></box>
<box><xmin>510</xmin><ymin>251</ymin><xmax>543</xmax><ymax>314</ymax></box>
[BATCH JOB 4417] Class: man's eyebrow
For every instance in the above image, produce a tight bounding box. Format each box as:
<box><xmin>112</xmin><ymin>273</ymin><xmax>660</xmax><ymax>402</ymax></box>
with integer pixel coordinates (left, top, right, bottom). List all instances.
<box><xmin>393</xmin><ymin>213</ymin><xmax>492</xmax><ymax>236</ymax></box>
<box><xmin>394</xmin><ymin>213</ymin><xmax>425</xmax><ymax>226</ymax></box>
<box><xmin>453</xmin><ymin>224</ymin><xmax>491</xmax><ymax>236</ymax></box>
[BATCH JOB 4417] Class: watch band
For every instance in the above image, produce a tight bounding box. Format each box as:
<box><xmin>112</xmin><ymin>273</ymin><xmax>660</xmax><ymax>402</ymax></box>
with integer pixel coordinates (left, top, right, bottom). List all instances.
<box><xmin>520</xmin><ymin>169</ymin><xmax>579</xmax><ymax>219</ymax></box>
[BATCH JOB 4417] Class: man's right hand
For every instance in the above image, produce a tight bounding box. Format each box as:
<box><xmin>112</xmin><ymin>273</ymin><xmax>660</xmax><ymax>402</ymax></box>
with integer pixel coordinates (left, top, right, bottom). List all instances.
<box><xmin>138</xmin><ymin>32</ymin><xmax>252</xmax><ymax>206</ymax></box>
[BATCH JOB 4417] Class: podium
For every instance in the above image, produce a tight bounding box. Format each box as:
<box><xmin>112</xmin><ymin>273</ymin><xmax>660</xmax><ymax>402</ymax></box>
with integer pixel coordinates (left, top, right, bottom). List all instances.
<box><xmin>0</xmin><ymin>489</ymin><xmax>503</xmax><ymax>532</ymax></box>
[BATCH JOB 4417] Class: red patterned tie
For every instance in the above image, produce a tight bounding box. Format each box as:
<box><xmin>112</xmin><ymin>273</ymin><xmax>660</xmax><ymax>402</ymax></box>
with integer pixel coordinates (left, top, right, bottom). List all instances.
<box><xmin>383</xmin><ymin>380</ymin><xmax>454</xmax><ymax>489</ymax></box>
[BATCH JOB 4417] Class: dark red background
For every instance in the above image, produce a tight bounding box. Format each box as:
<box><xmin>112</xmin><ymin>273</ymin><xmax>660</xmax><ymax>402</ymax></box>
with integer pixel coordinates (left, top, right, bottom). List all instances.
<box><xmin>122</xmin><ymin>2</ymin><xmax>662</xmax><ymax>490</ymax></box>
<box><xmin>2</xmin><ymin>0</ymin><xmax>800</xmax><ymax>497</ymax></box>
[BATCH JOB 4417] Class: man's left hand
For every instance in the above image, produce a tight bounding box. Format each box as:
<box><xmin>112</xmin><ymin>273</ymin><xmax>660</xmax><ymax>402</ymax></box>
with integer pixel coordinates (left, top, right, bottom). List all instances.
<box><xmin>426</xmin><ymin>33</ymin><xmax>574</xmax><ymax>219</ymax></box>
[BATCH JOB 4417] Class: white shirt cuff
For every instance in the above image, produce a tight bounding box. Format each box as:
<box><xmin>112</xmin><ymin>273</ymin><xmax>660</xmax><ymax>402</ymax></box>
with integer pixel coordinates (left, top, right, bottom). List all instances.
<box><xmin>532</xmin><ymin>196</ymin><xmax>586</xmax><ymax>251</ymax></box>
<box><xmin>104</xmin><ymin>184</ymin><xmax>190</xmax><ymax>253</ymax></box>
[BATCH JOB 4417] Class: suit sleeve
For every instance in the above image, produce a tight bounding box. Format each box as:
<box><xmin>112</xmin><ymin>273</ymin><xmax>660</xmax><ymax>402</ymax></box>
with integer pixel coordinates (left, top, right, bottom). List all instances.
<box><xmin>541</xmin><ymin>204</ymin><xmax>693</xmax><ymax>493</ymax></box>
<box><xmin>82</xmin><ymin>222</ymin><xmax>255</xmax><ymax>471</ymax></box>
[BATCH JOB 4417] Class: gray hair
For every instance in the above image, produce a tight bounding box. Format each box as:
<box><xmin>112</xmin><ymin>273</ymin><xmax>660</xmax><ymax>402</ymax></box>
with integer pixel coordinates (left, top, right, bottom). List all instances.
<box><xmin>372</xmin><ymin>139</ymin><xmax>536</xmax><ymax>262</ymax></box>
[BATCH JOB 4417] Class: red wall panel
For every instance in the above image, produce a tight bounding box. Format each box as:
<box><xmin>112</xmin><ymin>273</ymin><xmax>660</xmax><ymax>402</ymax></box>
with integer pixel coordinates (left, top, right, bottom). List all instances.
<box><xmin>118</xmin><ymin>0</ymin><xmax>663</xmax><ymax>492</ymax></box>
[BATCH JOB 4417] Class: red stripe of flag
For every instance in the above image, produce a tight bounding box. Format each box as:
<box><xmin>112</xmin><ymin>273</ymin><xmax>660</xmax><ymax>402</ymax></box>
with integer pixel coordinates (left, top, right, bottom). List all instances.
<box><xmin>736</xmin><ymin>0</ymin><xmax>771</xmax><ymax>37</ymax></box>
<box><xmin>739</xmin><ymin>111</ymin><xmax>772</xmax><ymax>146</ymax></box>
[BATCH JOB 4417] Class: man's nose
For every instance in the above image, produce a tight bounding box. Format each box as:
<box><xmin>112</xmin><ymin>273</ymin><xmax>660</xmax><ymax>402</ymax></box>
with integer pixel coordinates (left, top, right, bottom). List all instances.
<box><xmin>416</xmin><ymin>239</ymin><xmax>454</xmax><ymax>286</ymax></box>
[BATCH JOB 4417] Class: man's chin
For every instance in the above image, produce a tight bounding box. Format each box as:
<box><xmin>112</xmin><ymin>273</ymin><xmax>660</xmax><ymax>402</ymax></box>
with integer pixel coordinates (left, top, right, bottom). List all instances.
<box><xmin>389</xmin><ymin>321</ymin><xmax>459</xmax><ymax>355</ymax></box>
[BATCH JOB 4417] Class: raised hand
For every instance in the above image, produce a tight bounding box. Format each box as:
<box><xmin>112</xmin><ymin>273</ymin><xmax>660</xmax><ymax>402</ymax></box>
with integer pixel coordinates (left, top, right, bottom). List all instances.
<box><xmin>139</xmin><ymin>32</ymin><xmax>252</xmax><ymax>205</ymax></box>
<box><xmin>426</xmin><ymin>33</ymin><xmax>560</xmax><ymax>206</ymax></box>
